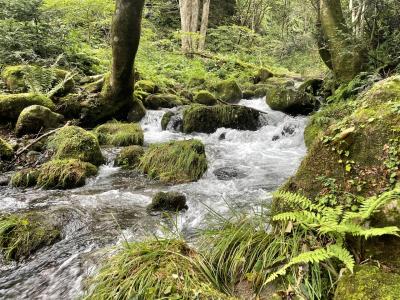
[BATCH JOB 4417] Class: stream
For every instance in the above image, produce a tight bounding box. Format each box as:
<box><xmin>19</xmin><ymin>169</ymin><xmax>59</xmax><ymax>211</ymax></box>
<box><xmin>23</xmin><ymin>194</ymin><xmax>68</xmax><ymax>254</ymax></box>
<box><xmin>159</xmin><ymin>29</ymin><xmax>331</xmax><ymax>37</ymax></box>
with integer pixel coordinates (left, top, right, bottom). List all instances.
<box><xmin>0</xmin><ymin>97</ymin><xmax>307</xmax><ymax>299</ymax></box>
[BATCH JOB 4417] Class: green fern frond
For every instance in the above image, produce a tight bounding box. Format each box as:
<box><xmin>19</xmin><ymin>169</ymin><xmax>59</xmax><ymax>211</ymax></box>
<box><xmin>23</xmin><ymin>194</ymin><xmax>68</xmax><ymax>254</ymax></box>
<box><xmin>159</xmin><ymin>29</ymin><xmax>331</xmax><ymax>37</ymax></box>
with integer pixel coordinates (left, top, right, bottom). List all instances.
<box><xmin>273</xmin><ymin>191</ymin><xmax>319</xmax><ymax>211</ymax></box>
<box><xmin>272</xmin><ymin>211</ymin><xmax>320</xmax><ymax>225</ymax></box>
<box><xmin>352</xmin><ymin>226</ymin><xmax>400</xmax><ymax>239</ymax></box>
<box><xmin>327</xmin><ymin>244</ymin><xmax>355</xmax><ymax>272</ymax></box>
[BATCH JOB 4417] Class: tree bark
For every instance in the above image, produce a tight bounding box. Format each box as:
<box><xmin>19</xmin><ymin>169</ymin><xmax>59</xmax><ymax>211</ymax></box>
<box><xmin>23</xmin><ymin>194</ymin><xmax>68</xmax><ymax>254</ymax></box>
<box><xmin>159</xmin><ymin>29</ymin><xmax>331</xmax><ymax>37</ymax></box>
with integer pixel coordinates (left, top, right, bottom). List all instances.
<box><xmin>198</xmin><ymin>0</ymin><xmax>210</xmax><ymax>51</ymax></box>
<box><xmin>81</xmin><ymin>0</ymin><xmax>145</xmax><ymax>126</ymax></box>
<box><xmin>319</xmin><ymin>0</ymin><xmax>365</xmax><ymax>82</ymax></box>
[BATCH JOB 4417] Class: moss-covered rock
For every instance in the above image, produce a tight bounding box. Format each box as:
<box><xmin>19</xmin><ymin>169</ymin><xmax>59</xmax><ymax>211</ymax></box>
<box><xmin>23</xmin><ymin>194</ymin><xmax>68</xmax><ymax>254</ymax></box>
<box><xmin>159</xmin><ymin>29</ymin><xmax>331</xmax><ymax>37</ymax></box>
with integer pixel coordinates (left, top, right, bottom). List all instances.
<box><xmin>84</xmin><ymin>239</ymin><xmax>233</xmax><ymax>299</ymax></box>
<box><xmin>254</xmin><ymin>68</ymin><xmax>274</xmax><ymax>83</ymax></box>
<box><xmin>242</xmin><ymin>90</ymin><xmax>256</xmax><ymax>99</ymax></box>
<box><xmin>298</xmin><ymin>78</ymin><xmax>324</xmax><ymax>96</ymax></box>
<box><xmin>183</xmin><ymin>104</ymin><xmax>260</xmax><ymax>134</ymax></box>
<box><xmin>334</xmin><ymin>265</ymin><xmax>400</xmax><ymax>300</ymax></box>
<box><xmin>0</xmin><ymin>93</ymin><xmax>55</xmax><ymax>123</ymax></box>
<box><xmin>15</xmin><ymin>105</ymin><xmax>64</xmax><ymax>137</ymax></box>
<box><xmin>37</xmin><ymin>159</ymin><xmax>98</xmax><ymax>189</ymax></box>
<box><xmin>143</xmin><ymin>94</ymin><xmax>182</xmax><ymax>109</ymax></box>
<box><xmin>281</xmin><ymin>76</ymin><xmax>400</xmax><ymax>203</ymax></box>
<box><xmin>139</xmin><ymin>139</ymin><xmax>207</xmax><ymax>183</ymax></box>
<box><xmin>114</xmin><ymin>145</ymin><xmax>144</xmax><ymax>169</ymax></box>
<box><xmin>266</xmin><ymin>86</ymin><xmax>317</xmax><ymax>115</ymax></box>
<box><xmin>161</xmin><ymin>111</ymin><xmax>175</xmax><ymax>130</ymax></box>
<box><xmin>94</xmin><ymin>122</ymin><xmax>144</xmax><ymax>147</ymax></box>
<box><xmin>11</xmin><ymin>168</ymin><xmax>40</xmax><ymax>188</ymax></box>
<box><xmin>0</xmin><ymin>212</ymin><xmax>61</xmax><ymax>261</ymax></box>
<box><xmin>148</xmin><ymin>191</ymin><xmax>188</xmax><ymax>212</ymax></box>
<box><xmin>55</xmin><ymin>94</ymin><xmax>83</xmax><ymax>119</ymax></box>
<box><xmin>47</xmin><ymin>126</ymin><xmax>104</xmax><ymax>166</ymax></box>
<box><xmin>1</xmin><ymin>65</ymin><xmax>74</xmax><ymax>94</ymax></box>
<box><xmin>214</xmin><ymin>79</ymin><xmax>243</xmax><ymax>103</ymax></box>
<box><xmin>0</xmin><ymin>138</ymin><xmax>13</xmax><ymax>160</ymax></box>
<box><xmin>134</xmin><ymin>80</ymin><xmax>158</xmax><ymax>94</ymax></box>
<box><xmin>194</xmin><ymin>90</ymin><xmax>217</xmax><ymax>106</ymax></box>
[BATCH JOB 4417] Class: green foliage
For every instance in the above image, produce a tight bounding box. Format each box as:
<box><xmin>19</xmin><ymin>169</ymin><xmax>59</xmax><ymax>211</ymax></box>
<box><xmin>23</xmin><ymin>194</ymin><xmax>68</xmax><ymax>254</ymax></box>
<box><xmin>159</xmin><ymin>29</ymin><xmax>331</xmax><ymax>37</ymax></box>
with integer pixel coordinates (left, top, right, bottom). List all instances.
<box><xmin>11</xmin><ymin>169</ymin><xmax>39</xmax><ymax>188</ymax></box>
<box><xmin>0</xmin><ymin>213</ymin><xmax>60</xmax><ymax>261</ymax></box>
<box><xmin>139</xmin><ymin>139</ymin><xmax>208</xmax><ymax>183</ymax></box>
<box><xmin>84</xmin><ymin>239</ymin><xmax>233</xmax><ymax>300</ymax></box>
<box><xmin>114</xmin><ymin>145</ymin><xmax>144</xmax><ymax>169</ymax></box>
<box><xmin>0</xmin><ymin>137</ymin><xmax>13</xmax><ymax>160</ymax></box>
<box><xmin>94</xmin><ymin>122</ymin><xmax>144</xmax><ymax>147</ymax></box>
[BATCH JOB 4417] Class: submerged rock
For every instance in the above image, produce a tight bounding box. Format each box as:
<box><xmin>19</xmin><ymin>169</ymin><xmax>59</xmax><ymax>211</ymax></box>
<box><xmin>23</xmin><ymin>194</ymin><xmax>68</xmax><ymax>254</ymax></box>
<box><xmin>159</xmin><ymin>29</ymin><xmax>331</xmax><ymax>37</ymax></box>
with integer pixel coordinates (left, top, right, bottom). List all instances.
<box><xmin>182</xmin><ymin>104</ymin><xmax>260</xmax><ymax>134</ymax></box>
<box><xmin>139</xmin><ymin>139</ymin><xmax>207</xmax><ymax>183</ymax></box>
<box><xmin>161</xmin><ymin>111</ymin><xmax>175</xmax><ymax>130</ymax></box>
<box><xmin>0</xmin><ymin>138</ymin><xmax>14</xmax><ymax>160</ymax></box>
<box><xmin>194</xmin><ymin>90</ymin><xmax>217</xmax><ymax>106</ymax></box>
<box><xmin>0</xmin><ymin>212</ymin><xmax>61</xmax><ymax>261</ymax></box>
<box><xmin>143</xmin><ymin>94</ymin><xmax>182</xmax><ymax>109</ymax></box>
<box><xmin>15</xmin><ymin>105</ymin><xmax>64</xmax><ymax>137</ymax></box>
<box><xmin>115</xmin><ymin>145</ymin><xmax>144</xmax><ymax>169</ymax></box>
<box><xmin>148</xmin><ymin>191</ymin><xmax>188</xmax><ymax>212</ymax></box>
<box><xmin>0</xmin><ymin>93</ymin><xmax>55</xmax><ymax>123</ymax></box>
<box><xmin>94</xmin><ymin>122</ymin><xmax>144</xmax><ymax>147</ymax></box>
<box><xmin>214</xmin><ymin>167</ymin><xmax>247</xmax><ymax>180</ymax></box>
<box><xmin>47</xmin><ymin>125</ymin><xmax>104</xmax><ymax>166</ymax></box>
<box><xmin>214</xmin><ymin>79</ymin><xmax>243</xmax><ymax>103</ymax></box>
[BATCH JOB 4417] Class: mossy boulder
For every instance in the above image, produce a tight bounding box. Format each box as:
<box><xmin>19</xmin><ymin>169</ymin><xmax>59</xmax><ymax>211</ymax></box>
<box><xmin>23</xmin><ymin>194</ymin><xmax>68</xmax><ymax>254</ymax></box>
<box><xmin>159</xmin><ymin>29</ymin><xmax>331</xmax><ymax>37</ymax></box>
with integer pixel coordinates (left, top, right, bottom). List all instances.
<box><xmin>148</xmin><ymin>191</ymin><xmax>188</xmax><ymax>212</ymax></box>
<box><xmin>55</xmin><ymin>94</ymin><xmax>83</xmax><ymax>119</ymax></box>
<box><xmin>242</xmin><ymin>90</ymin><xmax>256</xmax><ymax>99</ymax></box>
<box><xmin>0</xmin><ymin>212</ymin><xmax>61</xmax><ymax>261</ymax></box>
<box><xmin>47</xmin><ymin>125</ymin><xmax>104</xmax><ymax>166</ymax></box>
<box><xmin>139</xmin><ymin>139</ymin><xmax>207</xmax><ymax>183</ymax></box>
<box><xmin>143</xmin><ymin>94</ymin><xmax>182</xmax><ymax>110</ymax></box>
<box><xmin>266</xmin><ymin>86</ymin><xmax>317</xmax><ymax>115</ymax></box>
<box><xmin>114</xmin><ymin>145</ymin><xmax>144</xmax><ymax>169</ymax></box>
<box><xmin>134</xmin><ymin>80</ymin><xmax>158</xmax><ymax>94</ymax></box>
<box><xmin>15</xmin><ymin>105</ymin><xmax>64</xmax><ymax>137</ymax></box>
<box><xmin>214</xmin><ymin>79</ymin><xmax>243</xmax><ymax>103</ymax></box>
<box><xmin>182</xmin><ymin>104</ymin><xmax>260</xmax><ymax>134</ymax></box>
<box><xmin>11</xmin><ymin>168</ymin><xmax>40</xmax><ymax>188</ymax></box>
<box><xmin>254</xmin><ymin>68</ymin><xmax>274</xmax><ymax>83</ymax></box>
<box><xmin>334</xmin><ymin>265</ymin><xmax>400</xmax><ymax>300</ymax></box>
<box><xmin>281</xmin><ymin>76</ymin><xmax>400</xmax><ymax>204</ymax></box>
<box><xmin>0</xmin><ymin>138</ymin><xmax>13</xmax><ymax>160</ymax></box>
<box><xmin>1</xmin><ymin>65</ymin><xmax>74</xmax><ymax>94</ymax></box>
<box><xmin>94</xmin><ymin>122</ymin><xmax>144</xmax><ymax>147</ymax></box>
<box><xmin>37</xmin><ymin>159</ymin><xmax>98</xmax><ymax>189</ymax></box>
<box><xmin>194</xmin><ymin>90</ymin><xmax>217</xmax><ymax>106</ymax></box>
<box><xmin>298</xmin><ymin>78</ymin><xmax>324</xmax><ymax>96</ymax></box>
<box><xmin>161</xmin><ymin>111</ymin><xmax>175</xmax><ymax>130</ymax></box>
<box><xmin>0</xmin><ymin>93</ymin><xmax>55</xmax><ymax>123</ymax></box>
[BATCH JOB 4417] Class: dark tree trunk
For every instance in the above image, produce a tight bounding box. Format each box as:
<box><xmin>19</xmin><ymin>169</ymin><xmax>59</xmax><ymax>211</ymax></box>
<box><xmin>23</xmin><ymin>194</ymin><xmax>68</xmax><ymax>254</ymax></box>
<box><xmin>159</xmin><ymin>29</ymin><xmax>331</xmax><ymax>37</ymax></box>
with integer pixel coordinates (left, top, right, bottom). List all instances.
<box><xmin>81</xmin><ymin>0</ymin><xmax>146</xmax><ymax>126</ymax></box>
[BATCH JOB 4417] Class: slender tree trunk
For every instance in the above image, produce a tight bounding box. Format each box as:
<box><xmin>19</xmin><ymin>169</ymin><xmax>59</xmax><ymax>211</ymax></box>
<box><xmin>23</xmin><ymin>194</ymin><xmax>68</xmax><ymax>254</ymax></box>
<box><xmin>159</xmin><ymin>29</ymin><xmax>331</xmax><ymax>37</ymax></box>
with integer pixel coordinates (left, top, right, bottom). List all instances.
<box><xmin>198</xmin><ymin>0</ymin><xmax>210</xmax><ymax>51</ymax></box>
<box><xmin>81</xmin><ymin>0</ymin><xmax>145</xmax><ymax>126</ymax></box>
<box><xmin>179</xmin><ymin>0</ymin><xmax>191</xmax><ymax>53</ymax></box>
<box><xmin>319</xmin><ymin>0</ymin><xmax>365</xmax><ymax>82</ymax></box>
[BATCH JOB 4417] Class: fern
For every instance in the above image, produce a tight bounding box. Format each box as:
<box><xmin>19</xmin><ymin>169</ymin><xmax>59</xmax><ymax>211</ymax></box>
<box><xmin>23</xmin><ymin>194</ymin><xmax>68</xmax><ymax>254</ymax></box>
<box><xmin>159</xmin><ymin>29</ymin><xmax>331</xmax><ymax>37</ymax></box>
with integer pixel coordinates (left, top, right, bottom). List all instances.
<box><xmin>273</xmin><ymin>190</ymin><xmax>321</xmax><ymax>211</ymax></box>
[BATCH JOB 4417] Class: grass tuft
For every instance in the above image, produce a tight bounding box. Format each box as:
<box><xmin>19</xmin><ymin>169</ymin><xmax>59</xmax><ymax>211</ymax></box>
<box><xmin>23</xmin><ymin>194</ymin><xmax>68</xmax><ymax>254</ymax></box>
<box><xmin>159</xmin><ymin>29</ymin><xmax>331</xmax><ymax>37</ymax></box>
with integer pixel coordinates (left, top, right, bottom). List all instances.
<box><xmin>94</xmin><ymin>121</ymin><xmax>144</xmax><ymax>147</ymax></box>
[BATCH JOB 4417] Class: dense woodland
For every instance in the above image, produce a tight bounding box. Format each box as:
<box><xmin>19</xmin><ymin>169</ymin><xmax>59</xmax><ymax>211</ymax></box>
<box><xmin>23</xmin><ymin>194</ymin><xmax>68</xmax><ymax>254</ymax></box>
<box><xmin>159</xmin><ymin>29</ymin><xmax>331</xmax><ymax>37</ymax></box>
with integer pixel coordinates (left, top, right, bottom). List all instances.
<box><xmin>0</xmin><ymin>0</ymin><xmax>400</xmax><ymax>299</ymax></box>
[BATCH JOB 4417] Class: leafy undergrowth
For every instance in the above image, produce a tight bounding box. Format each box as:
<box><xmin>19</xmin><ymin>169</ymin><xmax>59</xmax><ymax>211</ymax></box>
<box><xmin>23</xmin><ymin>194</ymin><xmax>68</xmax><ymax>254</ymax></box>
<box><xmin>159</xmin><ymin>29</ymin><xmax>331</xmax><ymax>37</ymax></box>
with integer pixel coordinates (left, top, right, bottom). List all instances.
<box><xmin>0</xmin><ymin>213</ymin><xmax>61</xmax><ymax>261</ymax></box>
<box><xmin>84</xmin><ymin>239</ymin><xmax>234</xmax><ymax>300</ymax></box>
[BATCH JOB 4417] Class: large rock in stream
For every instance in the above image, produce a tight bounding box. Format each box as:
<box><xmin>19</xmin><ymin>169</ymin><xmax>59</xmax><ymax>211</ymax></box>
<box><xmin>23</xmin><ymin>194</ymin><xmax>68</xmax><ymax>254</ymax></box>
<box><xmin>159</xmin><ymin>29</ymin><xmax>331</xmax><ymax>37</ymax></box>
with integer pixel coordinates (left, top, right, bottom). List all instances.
<box><xmin>182</xmin><ymin>104</ymin><xmax>260</xmax><ymax>133</ymax></box>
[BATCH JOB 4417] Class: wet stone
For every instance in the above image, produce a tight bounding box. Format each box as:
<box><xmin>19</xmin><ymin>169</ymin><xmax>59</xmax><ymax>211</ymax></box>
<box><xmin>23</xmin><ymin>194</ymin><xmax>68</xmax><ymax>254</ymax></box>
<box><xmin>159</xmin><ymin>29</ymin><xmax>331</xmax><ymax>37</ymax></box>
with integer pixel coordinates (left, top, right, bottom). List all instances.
<box><xmin>214</xmin><ymin>167</ymin><xmax>247</xmax><ymax>180</ymax></box>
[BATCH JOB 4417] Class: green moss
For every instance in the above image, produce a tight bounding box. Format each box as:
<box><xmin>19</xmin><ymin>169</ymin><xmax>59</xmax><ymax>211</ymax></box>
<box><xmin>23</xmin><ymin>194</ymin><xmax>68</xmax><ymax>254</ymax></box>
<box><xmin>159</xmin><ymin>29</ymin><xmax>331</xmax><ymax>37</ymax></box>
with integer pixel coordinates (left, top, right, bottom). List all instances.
<box><xmin>214</xmin><ymin>79</ymin><xmax>243</xmax><ymax>103</ymax></box>
<box><xmin>139</xmin><ymin>139</ymin><xmax>208</xmax><ymax>183</ymax></box>
<box><xmin>0</xmin><ymin>138</ymin><xmax>13</xmax><ymax>160</ymax></box>
<box><xmin>148</xmin><ymin>191</ymin><xmax>188</xmax><ymax>211</ymax></box>
<box><xmin>114</xmin><ymin>145</ymin><xmax>144</xmax><ymax>169</ymax></box>
<box><xmin>194</xmin><ymin>90</ymin><xmax>217</xmax><ymax>106</ymax></box>
<box><xmin>183</xmin><ymin>104</ymin><xmax>260</xmax><ymax>134</ymax></box>
<box><xmin>84</xmin><ymin>239</ymin><xmax>233</xmax><ymax>300</ymax></box>
<box><xmin>143</xmin><ymin>94</ymin><xmax>182</xmax><ymax>109</ymax></box>
<box><xmin>0</xmin><ymin>93</ymin><xmax>55</xmax><ymax>123</ymax></box>
<box><xmin>94</xmin><ymin>122</ymin><xmax>144</xmax><ymax>147</ymax></box>
<box><xmin>47</xmin><ymin>126</ymin><xmax>104</xmax><ymax>166</ymax></box>
<box><xmin>254</xmin><ymin>68</ymin><xmax>274</xmax><ymax>83</ymax></box>
<box><xmin>55</xmin><ymin>94</ymin><xmax>83</xmax><ymax>119</ymax></box>
<box><xmin>161</xmin><ymin>111</ymin><xmax>174</xmax><ymax>130</ymax></box>
<box><xmin>134</xmin><ymin>80</ymin><xmax>158</xmax><ymax>93</ymax></box>
<box><xmin>15</xmin><ymin>105</ymin><xmax>64</xmax><ymax>137</ymax></box>
<box><xmin>37</xmin><ymin>159</ymin><xmax>98</xmax><ymax>189</ymax></box>
<box><xmin>0</xmin><ymin>212</ymin><xmax>61</xmax><ymax>261</ymax></box>
<box><xmin>242</xmin><ymin>90</ymin><xmax>256</xmax><ymax>99</ymax></box>
<box><xmin>334</xmin><ymin>265</ymin><xmax>400</xmax><ymax>300</ymax></box>
<box><xmin>11</xmin><ymin>168</ymin><xmax>40</xmax><ymax>188</ymax></box>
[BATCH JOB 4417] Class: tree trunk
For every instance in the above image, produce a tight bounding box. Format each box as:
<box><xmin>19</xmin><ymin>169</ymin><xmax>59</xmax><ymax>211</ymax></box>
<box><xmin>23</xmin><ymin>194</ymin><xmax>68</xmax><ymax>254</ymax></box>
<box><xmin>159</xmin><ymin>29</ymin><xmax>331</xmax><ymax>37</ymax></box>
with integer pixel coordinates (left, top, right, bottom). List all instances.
<box><xmin>198</xmin><ymin>0</ymin><xmax>210</xmax><ymax>51</ymax></box>
<box><xmin>319</xmin><ymin>0</ymin><xmax>365</xmax><ymax>82</ymax></box>
<box><xmin>81</xmin><ymin>0</ymin><xmax>145</xmax><ymax>126</ymax></box>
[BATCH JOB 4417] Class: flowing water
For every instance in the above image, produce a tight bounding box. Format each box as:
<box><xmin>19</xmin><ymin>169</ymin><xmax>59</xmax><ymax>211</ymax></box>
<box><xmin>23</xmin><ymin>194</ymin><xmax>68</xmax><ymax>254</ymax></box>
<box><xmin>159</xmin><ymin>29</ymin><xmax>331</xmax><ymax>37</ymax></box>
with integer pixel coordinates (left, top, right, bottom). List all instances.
<box><xmin>0</xmin><ymin>98</ymin><xmax>307</xmax><ymax>299</ymax></box>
